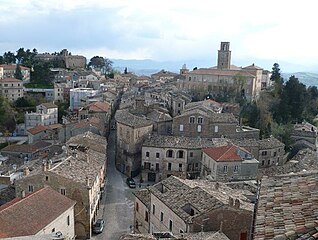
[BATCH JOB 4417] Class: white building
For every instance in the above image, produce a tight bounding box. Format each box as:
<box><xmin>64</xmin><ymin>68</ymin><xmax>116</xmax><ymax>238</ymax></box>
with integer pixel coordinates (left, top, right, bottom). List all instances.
<box><xmin>0</xmin><ymin>186</ymin><xmax>76</xmax><ymax>239</ymax></box>
<box><xmin>25</xmin><ymin>102</ymin><xmax>58</xmax><ymax>129</ymax></box>
<box><xmin>69</xmin><ymin>88</ymin><xmax>99</xmax><ymax>111</ymax></box>
<box><xmin>0</xmin><ymin>77</ymin><xmax>24</xmax><ymax>101</ymax></box>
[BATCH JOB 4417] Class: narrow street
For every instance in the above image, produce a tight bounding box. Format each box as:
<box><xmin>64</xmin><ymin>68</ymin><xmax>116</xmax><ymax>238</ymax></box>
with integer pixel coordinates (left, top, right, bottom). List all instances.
<box><xmin>92</xmin><ymin>128</ymin><xmax>135</xmax><ymax>240</ymax></box>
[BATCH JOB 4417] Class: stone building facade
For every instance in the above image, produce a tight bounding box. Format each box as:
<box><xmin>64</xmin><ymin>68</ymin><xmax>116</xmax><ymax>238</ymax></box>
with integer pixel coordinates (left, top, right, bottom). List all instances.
<box><xmin>15</xmin><ymin>132</ymin><xmax>106</xmax><ymax>239</ymax></box>
<box><xmin>201</xmin><ymin>144</ymin><xmax>259</xmax><ymax>181</ymax></box>
<box><xmin>133</xmin><ymin>176</ymin><xmax>254</xmax><ymax>240</ymax></box>
<box><xmin>115</xmin><ymin>109</ymin><xmax>153</xmax><ymax>177</ymax></box>
<box><xmin>0</xmin><ymin>77</ymin><xmax>23</xmax><ymax>101</ymax></box>
<box><xmin>141</xmin><ymin>135</ymin><xmax>228</xmax><ymax>182</ymax></box>
<box><xmin>232</xmin><ymin>137</ymin><xmax>285</xmax><ymax>167</ymax></box>
<box><xmin>178</xmin><ymin>42</ymin><xmax>269</xmax><ymax>100</ymax></box>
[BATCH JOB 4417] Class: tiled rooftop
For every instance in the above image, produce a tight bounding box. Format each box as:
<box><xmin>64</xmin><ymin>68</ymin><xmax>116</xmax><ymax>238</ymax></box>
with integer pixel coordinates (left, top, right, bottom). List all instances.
<box><xmin>254</xmin><ymin>171</ymin><xmax>318</xmax><ymax>240</ymax></box>
<box><xmin>1</xmin><ymin>141</ymin><xmax>51</xmax><ymax>154</ymax></box>
<box><xmin>146</xmin><ymin>109</ymin><xmax>172</xmax><ymax>122</ymax></box>
<box><xmin>40</xmin><ymin>102</ymin><xmax>58</xmax><ymax>109</ymax></box>
<box><xmin>119</xmin><ymin>231</ymin><xmax>230</xmax><ymax>240</ymax></box>
<box><xmin>202</xmin><ymin>144</ymin><xmax>252</xmax><ymax>162</ymax></box>
<box><xmin>49</xmin><ymin>149</ymin><xmax>105</xmax><ymax>187</ymax></box>
<box><xmin>115</xmin><ymin>109</ymin><xmax>153</xmax><ymax>128</ymax></box>
<box><xmin>258</xmin><ymin>149</ymin><xmax>318</xmax><ymax>177</ymax></box>
<box><xmin>149</xmin><ymin>176</ymin><xmax>254</xmax><ymax>224</ymax></box>
<box><xmin>143</xmin><ymin>135</ymin><xmax>228</xmax><ymax>149</ymax></box>
<box><xmin>67</xmin><ymin>131</ymin><xmax>107</xmax><ymax>154</ymax></box>
<box><xmin>27</xmin><ymin>125</ymin><xmax>49</xmax><ymax>135</ymax></box>
<box><xmin>232</xmin><ymin>137</ymin><xmax>285</xmax><ymax>149</ymax></box>
<box><xmin>0</xmin><ymin>186</ymin><xmax>75</xmax><ymax>238</ymax></box>
<box><xmin>133</xmin><ymin>189</ymin><xmax>151</xmax><ymax>209</ymax></box>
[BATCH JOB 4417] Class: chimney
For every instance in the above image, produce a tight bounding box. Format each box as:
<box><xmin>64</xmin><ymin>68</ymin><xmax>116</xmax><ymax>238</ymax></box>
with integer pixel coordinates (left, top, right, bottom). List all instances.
<box><xmin>228</xmin><ymin>196</ymin><xmax>234</xmax><ymax>206</ymax></box>
<box><xmin>21</xmin><ymin>190</ymin><xmax>25</xmax><ymax>198</ymax></box>
<box><xmin>23</xmin><ymin>167</ymin><xmax>30</xmax><ymax>176</ymax></box>
<box><xmin>215</xmin><ymin>182</ymin><xmax>219</xmax><ymax>190</ymax></box>
<box><xmin>234</xmin><ymin>199</ymin><xmax>240</xmax><ymax>209</ymax></box>
<box><xmin>86</xmin><ymin>176</ymin><xmax>90</xmax><ymax>187</ymax></box>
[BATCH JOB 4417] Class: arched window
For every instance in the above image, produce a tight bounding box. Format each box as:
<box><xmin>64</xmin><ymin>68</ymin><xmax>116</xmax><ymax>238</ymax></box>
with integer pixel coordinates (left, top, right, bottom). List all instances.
<box><xmin>166</xmin><ymin>150</ymin><xmax>174</xmax><ymax>158</ymax></box>
<box><xmin>177</xmin><ymin>150</ymin><xmax>184</xmax><ymax>158</ymax></box>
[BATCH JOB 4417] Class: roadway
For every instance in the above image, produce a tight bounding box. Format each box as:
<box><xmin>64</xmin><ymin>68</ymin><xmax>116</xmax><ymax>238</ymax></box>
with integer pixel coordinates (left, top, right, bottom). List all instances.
<box><xmin>92</xmin><ymin>129</ymin><xmax>135</xmax><ymax>240</ymax></box>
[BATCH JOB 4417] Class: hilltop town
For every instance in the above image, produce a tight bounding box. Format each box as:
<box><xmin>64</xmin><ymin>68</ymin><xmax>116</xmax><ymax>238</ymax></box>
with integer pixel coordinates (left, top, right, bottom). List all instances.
<box><xmin>0</xmin><ymin>42</ymin><xmax>318</xmax><ymax>240</ymax></box>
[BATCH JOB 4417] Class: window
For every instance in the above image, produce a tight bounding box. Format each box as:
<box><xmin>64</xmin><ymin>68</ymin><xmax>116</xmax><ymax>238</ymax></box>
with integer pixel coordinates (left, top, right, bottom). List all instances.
<box><xmin>189</xmin><ymin>116</ymin><xmax>195</xmax><ymax>123</ymax></box>
<box><xmin>45</xmin><ymin>176</ymin><xmax>49</xmax><ymax>181</ymax></box>
<box><xmin>136</xmin><ymin>202</ymin><xmax>139</xmax><ymax>212</ymax></box>
<box><xmin>145</xmin><ymin>211</ymin><xmax>149</xmax><ymax>222</ymax></box>
<box><xmin>28</xmin><ymin>185</ymin><xmax>34</xmax><ymax>192</ymax></box>
<box><xmin>67</xmin><ymin>215</ymin><xmax>70</xmax><ymax>226</ymax></box>
<box><xmin>160</xmin><ymin>212</ymin><xmax>164</xmax><ymax>222</ymax></box>
<box><xmin>198</xmin><ymin>117</ymin><xmax>203</xmax><ymax>124</ymax></box>
<box><xmin>268</xmin><ymin>160</ymin><xmax>270</xmax><ymax>165</ymax></box>
<box><xmin>152</xmin><ymin>204</ymin><xmax>156</xmax><ymax>215</ymax></box>
<box><xmin>60</xmin><ymin>188</ymin><xmax>66</xmax><ymax>195</ymax></box>
<box><xmin>189</xmin><ymin>152</ymin><xmax>193</xmax><ymax>157</ymax></box>
<box><xmin>262</xmin><ymin>160</ymin><xmax>264</xmax><ymax>166</ymax></box>
<box><xmin>166</xmin><ymin>150</ymin><xmax>173</xmax><ymax>158</ymax></box>
<box><xmin>223</xmin><ymin>165</ymin><xmax>228</xmax><ymax>173</ymax></box>
<box><xmin>169</xmin><ymin>220</ymin><xmax>173</xmax><ymax>231</ymax></box>
<box><xmin>146</xmin><ymin>152</ymin><xmax>149</xmax><ymax>157</ymax></box>
<box><xmin>274</xmin><ymin>152</ymin><xmax>277</xmax><ymax>157</ymax></box>
<box><xmin>214</xmin><ymin>125</ymin><xmax>219</xmax><ymax>133</ymax></box>
<box><xmin>262</xmin><ymin>151</ymin><xmax>267</xmax><ymax>156</ymax></box>
<box><xmin>180</xmin><ymin>230</ymin><xmax>184</xmax><ymax>233</ymax></box>
<box><xmin>197</xmin><ymin>125</ymin><xmax>202</xmax><ymax>132</ymax></box>
<box><xmin>156</xmin><ymin>163</ymin><xmax>159</xmax><ymax>171</ymax></box>
<box><xmin>52</xmin><ymin>228</ymin><xmax>55</xmax><ymax>233</ymax></box>
<box><xmin>179</xmin><ymin>163</ymin><xmax>182</xmax><ymax>171</ymax></box>
<box><xmin>234</xmin><ymin>165</ymin><xmax>239</xmax><ymax>173</ymax></box>
<box><xmin>178</xmin><ymin>103</ymin><xmax>181</xmax><ymax>108</ymax></box>
<box><xmin>156</xmin><ymin>152</ymin><xmax>160</xmax><ymax>158</ymax></box>
<box><xmin>179</xmin><ymin>124</ymin><xmax>184</xmax><ymax>132</ymax></box>
<box><xmin>168</xmin><ymin>163</ymin><xmax>172</xmax><ymax>171</ymax></box>
<box><xmin>177</xmin><ymin>150</ymin><xmax>184</xmax><ymax>158</ymax></box>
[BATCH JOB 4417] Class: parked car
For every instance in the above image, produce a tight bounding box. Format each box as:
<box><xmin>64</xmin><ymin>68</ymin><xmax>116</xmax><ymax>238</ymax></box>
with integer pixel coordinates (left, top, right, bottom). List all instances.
<box><xmin>126</xmin><ymin>177</ymin><xmax>136</xmax><ymax>188</ymax></box>
<box><xmin>92</xmin><ymin>219</ymin><xmax>105</xmax><ymax>234</ymax></box>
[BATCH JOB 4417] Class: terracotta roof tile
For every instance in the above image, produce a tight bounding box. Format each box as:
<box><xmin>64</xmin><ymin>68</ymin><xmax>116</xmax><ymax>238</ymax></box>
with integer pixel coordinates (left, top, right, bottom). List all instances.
<box><xmin>27</xmin><ymin>125</ymin><xmax>49</xmax><ymax>135</ymax></box>
<box><xmin>202</xmin><ymin>144</ymin><xmax>245</xmax><ymax>162</ymax></box>
<box><xmin>89</xmin><ymin>101</ymin><xmax>110</xmax><ymax>112</ymax></box>
<box><xmin>0</xmin><ymin>186</ymin><xmax>75</xmax><ymax>238</ymax></box>
<box><xmin>254</xmin><ymin>171</ymin><xmax>318</xmax><ymax>239</ymax></box>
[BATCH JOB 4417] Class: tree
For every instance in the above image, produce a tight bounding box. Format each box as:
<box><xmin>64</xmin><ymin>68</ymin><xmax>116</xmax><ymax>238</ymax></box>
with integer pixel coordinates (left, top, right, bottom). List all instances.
<box><xmin>88</xmin><ymin>56</ymin><xmax>105</xmax><ymax>69</ymax></box>
<box><xmin>278</xmin><ymin>75</ymin><xmax>307</xmax><ymax>123</ymax></box>
<box><xmin>0</xmin><ymin>96</ymin><xmax>16</xmax><ymax>133</ymax></box>
<box><xmin>3</xmin><ymin>51</ymin><xmax>16</xmax><ymax>64</ymax></box>
<box><xmin>271</xmin><ymin>63</ymin><xmax>284</xmax><ymax>97</ymax></box>
<box><xmin>124</xmin><ymin>67</ymin><xmax>128</xmax><ymax>74</ymax></box>
<box><xmin>16</xmin><ymin>48</ymin><xmax>26</xmax><ymax>64</ymax></box>
<box><xmin>0</xmin><ymin>56</ymin><xmax>4</xmax><ymax>64</ymax></box>
<box><xmin>104</xmin><ymin>58</ymin><xmax>113</xmax><ymax>77</ymax></box>
<box><xmin>14</xmin><ymin>64</ymin><xmax>23</xmax><ymax>80</ymax></box>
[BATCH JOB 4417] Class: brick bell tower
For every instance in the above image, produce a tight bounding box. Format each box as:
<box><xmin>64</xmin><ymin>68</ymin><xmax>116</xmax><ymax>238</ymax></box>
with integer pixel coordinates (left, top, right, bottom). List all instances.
<box><xmin>217</xmin><ymin>42</ymin><xmax>231</xmax><ymax>70</ymax></box>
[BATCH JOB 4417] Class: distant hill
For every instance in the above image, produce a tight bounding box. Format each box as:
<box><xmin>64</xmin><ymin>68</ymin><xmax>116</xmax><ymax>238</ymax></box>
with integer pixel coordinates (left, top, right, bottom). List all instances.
<box><xmin>282</xmin><ymin>72</ymin><xmax>318</xmax><ymax>87</ymax></box>
<box><xmin>112</xmin><ymin>59</ymin><xmax>318</xmax><ymax>87</ymax></box>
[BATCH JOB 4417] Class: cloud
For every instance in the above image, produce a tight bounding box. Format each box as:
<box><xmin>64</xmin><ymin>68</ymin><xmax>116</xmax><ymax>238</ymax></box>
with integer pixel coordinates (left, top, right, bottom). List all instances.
<box><xmin>0</xmin><ymin>0</ymin><xmax>318</xmax><ymax>68</ymax></box>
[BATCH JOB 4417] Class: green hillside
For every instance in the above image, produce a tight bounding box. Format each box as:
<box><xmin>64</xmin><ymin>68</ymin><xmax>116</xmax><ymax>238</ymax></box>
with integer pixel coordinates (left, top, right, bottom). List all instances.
<box><xmin>282</xmin><ymin>72</ymin><xmax>318</xmax><ymax>87</ymax></box>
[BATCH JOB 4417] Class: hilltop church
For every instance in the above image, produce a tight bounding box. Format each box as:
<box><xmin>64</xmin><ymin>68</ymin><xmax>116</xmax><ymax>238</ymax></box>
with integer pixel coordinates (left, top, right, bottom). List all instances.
<box><xmin>178</xmin><ymin>42</ymin><xmax>272</xmax><ymax>100</ymax></box>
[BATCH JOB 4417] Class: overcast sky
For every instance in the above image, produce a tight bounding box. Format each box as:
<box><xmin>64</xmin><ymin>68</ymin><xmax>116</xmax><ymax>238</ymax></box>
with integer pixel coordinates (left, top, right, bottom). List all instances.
<box><xmin>1</xmin><ymin>0</ymin><xmax>317</xmax><ymax>70</ymax></box>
